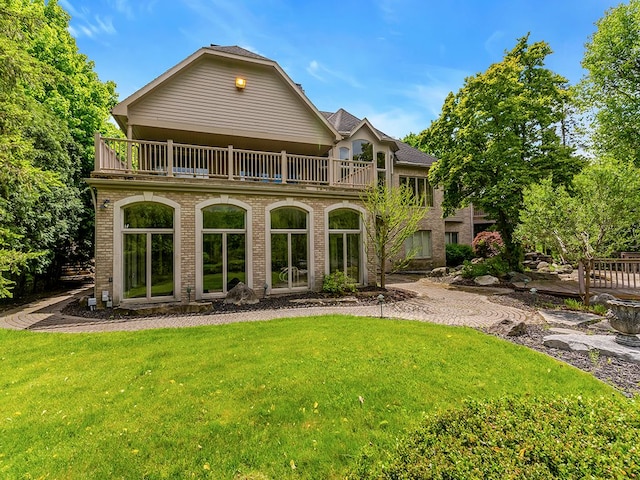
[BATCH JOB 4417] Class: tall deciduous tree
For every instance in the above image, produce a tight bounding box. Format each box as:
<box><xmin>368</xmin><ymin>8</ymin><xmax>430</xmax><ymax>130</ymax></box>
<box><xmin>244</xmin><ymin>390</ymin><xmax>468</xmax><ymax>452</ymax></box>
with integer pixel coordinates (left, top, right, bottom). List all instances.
<box><xmin>517</xmin><ymin>159</ymin><xmax>640</xmax><ymax>302</ymax></box>
<box><xmin>361</xmin><ymin>184</ymin><xmax>425</xmax><ymax>289</ymax></box>
<box><xmin>415</xmin><ymin>36</ymin><xmax>584</xmax><ymax>269</ymax></box>
<box><xmin>0</xmin><ymin>0</ymin><xmax>117</xmax><ymax>296</ymax></box>
<box><xmin>578</xmin><ymin>0</ymin><xmax>640</xmax><ymax>164</ymax></box>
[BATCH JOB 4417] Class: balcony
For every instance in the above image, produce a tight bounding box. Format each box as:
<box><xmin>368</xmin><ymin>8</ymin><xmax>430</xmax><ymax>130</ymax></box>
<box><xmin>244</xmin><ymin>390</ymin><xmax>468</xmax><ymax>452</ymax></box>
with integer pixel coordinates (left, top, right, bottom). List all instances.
<box><xmin>94</xmin><ymin>134</ymin><xmax>375</xmax><ymax>189</ymax></box>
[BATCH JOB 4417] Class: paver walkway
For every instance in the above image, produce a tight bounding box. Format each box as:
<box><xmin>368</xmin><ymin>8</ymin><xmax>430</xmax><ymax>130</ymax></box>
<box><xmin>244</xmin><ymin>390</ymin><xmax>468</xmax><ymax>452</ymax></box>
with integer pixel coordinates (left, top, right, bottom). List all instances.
<box><xmin>0</xmin><ymin>277</ymin><xmax>539</xmax><ymax>333</ymax></box>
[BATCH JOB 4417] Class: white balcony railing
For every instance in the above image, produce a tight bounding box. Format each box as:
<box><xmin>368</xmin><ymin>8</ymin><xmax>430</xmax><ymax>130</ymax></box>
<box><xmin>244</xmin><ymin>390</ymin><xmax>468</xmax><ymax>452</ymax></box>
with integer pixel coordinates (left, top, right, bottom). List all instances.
<box><xmin>94</xmin><ymin>134</ymin><xmax>375</xmax><ymax>188</ymax></box>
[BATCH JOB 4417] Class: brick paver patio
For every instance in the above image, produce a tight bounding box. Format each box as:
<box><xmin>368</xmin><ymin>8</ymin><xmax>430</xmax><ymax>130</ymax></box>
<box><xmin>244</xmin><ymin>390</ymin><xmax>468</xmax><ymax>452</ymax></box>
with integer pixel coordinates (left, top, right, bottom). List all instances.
<box><xmin>0</xmin><ymin>277</ymin><xmax>539</xmax><ymax>333</ymax></box>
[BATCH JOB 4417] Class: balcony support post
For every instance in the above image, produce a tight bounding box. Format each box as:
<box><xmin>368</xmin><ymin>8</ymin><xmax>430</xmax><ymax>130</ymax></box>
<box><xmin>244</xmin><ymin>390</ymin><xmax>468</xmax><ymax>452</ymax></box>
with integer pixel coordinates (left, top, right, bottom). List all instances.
<box><xmin>167</xmin><ymin>140</ymin><xmax>174</xmax><ymax>177</ymax></box>
<box><xmin>126</xmin><ymin>125</ymin><xmax>133</xmax><ymax>172</ymax></box>
<box><xmin>328</xmin><ymin>157</ymin><xmax>335</xmax><ymax>186</ymax></box>
<box><xmin>228</xmin><ymin>145</ymin><xmax>234</xmax><ymax>180</ymax></box>
<box><xmin>281</xmin><ymin>150</ymin><xmax>288</xmax><ymax>184</ymax></box>
<box><xmin>94</xmin><ymin>132</ymin><xmax>101</xmax><ymax>171</ymax></box>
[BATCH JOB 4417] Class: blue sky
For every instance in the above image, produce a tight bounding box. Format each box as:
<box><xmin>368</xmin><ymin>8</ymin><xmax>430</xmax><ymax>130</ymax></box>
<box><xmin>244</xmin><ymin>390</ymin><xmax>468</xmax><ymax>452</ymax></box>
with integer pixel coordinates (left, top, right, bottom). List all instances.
<box><xmin>61</xmin><ymin>0</ymin><xmax>618</xmax><ymax>139</ymax></box>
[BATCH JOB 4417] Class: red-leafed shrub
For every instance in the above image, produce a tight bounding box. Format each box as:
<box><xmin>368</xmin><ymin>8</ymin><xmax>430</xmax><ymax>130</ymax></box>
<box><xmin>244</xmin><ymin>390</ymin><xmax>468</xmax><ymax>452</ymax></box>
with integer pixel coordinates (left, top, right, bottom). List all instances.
<box><xmin>472</xmin><ymin>231</ymin><xmax>504</xmax><ymax>258</ymax></box>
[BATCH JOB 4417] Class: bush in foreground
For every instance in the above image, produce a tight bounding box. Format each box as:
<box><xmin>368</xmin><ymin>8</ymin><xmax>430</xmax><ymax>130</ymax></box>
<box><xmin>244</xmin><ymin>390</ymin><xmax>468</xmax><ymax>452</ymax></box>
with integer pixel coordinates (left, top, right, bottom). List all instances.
<box><xmin>351</xmin><ymin>395</ymin><xmax>640</xmax><ymax>479</ymax></box>
<box><xmin>445</xmin><ymin>243</ymin><xmax>474</xmax><ymax>267</ymax></box>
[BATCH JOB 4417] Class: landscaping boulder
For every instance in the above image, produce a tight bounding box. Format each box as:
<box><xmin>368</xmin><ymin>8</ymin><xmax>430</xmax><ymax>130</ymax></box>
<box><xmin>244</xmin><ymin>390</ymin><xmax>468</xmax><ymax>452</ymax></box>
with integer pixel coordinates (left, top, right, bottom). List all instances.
<box><xmin>507</xmin><ymin>272</ymin><xmax>532</xmax><ymax>284</ymax></box>
<box><xmin>590</xmin><ymin>293</ymin><xmax>617</xmax><ymax>307</ymax></box>
<box><xmin>536</xmin><ymin>261</ymin><xmax>550</xmax><ymax>270</ymax></box>
<box><xmin>429</xmin><ymin>266</ymin><xmax>449</xmax><ymax>277</ymax></box>
<box><xmin>450</xmin><ymin>275</ymin><xmax>466</xmax><ymax>285</ymax></box>
<box><xmin>488</xmin><ymin>319</ymin><xmax>527</xmax><ymax>337</ymax></box>
<box><xmin>555</xmin><ymin>264</ymin><xmax>573</xmax><ymax>274</ymax></box>
<box><xmin>224</xmin><ymin>282</ymin><xmax>259</xmax><ymax>305</ymax></box>
<box><xmin>474</xmin><ymin>275</ymin><xmax>500</xmax><ymax>286</ymax></box>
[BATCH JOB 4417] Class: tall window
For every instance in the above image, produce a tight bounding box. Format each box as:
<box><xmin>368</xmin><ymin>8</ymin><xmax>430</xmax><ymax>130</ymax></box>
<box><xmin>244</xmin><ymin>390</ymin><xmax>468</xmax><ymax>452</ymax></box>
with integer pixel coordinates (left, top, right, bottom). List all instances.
<box><xmin>405</xmin><ymin>230</ymin><xmax>432</xmax><ymax>259</ymax></box>
<box><xmin>376</xmin><ymin>151</ymin><xmax>386</xmax><ymax>186</ymax></box>
<box><xmin>270</xmin><ymin>207</ymin><xmax>308</xmax><ymax>289</ymax></box>
<box><xmin>202</xmin><ymin>205</ymin><xmax>246</xmax><ymax>294</ymax></box>
<box><xmin>400</xmin><ymin>176</ymin><xmax>434</xmax><ymax>207</ymax></box>
<box><xmin>328</xmin><ymin>209</ymin><xmax>361</xmax><ymax>282</ymax></box>
<box><xmin>123</xmin><ymin>203</ymin><xmax>174</xmax><ymax>299</ymax></box>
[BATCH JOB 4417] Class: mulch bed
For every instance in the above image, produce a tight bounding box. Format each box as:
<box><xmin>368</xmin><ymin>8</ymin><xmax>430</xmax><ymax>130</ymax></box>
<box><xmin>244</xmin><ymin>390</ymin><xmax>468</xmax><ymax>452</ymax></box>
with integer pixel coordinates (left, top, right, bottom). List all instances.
<box><xmin>60</xmin><ymin>286</ymin><xmax>415</xmax><ymax>320</ymax></box>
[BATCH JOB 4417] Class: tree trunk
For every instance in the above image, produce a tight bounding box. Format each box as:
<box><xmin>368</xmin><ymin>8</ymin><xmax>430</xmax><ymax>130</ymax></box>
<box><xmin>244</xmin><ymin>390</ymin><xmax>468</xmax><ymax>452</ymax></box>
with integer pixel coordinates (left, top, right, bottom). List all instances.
<box><xmin>380</xmin><ymin>242</ymin><xmax>386</xmax><ymax>289</ymax></box>
<box><xmin>584</xmin><ymin>260</ymin><xmax>591</xmax><ymax>307</ymax></box>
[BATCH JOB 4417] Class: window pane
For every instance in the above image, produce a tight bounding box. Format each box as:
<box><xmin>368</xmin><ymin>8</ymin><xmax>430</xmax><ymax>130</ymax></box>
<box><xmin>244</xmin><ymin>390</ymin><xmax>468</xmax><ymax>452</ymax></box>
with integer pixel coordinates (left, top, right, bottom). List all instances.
<box><xmin>352</xmin><ymin>140</ymin><xmax>373</xmax><ymax>162</ymax></box>
<box><xmin>339</xmin><ymin>147</ymin><xmax>350</xmax><ymax>160</ymax></box>
<box><xmin>123</xmin><ymin>234</ymin><xmax>146</xmax><ymax>299</ymax></box>
<box><xmin>271</xmin><ymin>207</ymin><xmax>307</xmax><ymax>229</ymax></box>
<box><xmin>406</xmin><ymin>231</ymin><xmax>432</xmax><ymax>259</ymax></box>
<box><xmin>202</xmin><ymin>205</ymin><xmax>245</xmax><ymax>229</ymax></box>
<box><xmin>271</xmin><ymin>233</ymin><xmax>288</xmax><ymax>288</ymax></box>
<box><xmin>203</xmin><ymin>233</ymin><xmax>223</xmax><ymax>293</ymax></box>
<box><xmin>329</xmin><ymin>233</ymin><xmax>343</xmax><ymax>274</ymax></box>
<box><xmin>291</xmin><ymin>233</ymin><xmax>308</xmax><ymax>287</ymax></box>
<box><xmin>151</xmin><ymin>233</ymin><xmax>173</xmax><ymax>297</ymax></box>
<box><xmin>227</xmin><ymin>233</ymin><xmax>246</xmax><ymax>288</ymax></box>
<box><xmin>124</xmin><ymin>203</ymin><xmax>173</xmax><ymax>228</ymax></box>
<box><xmin>329</xmin><ymin>209</ymin><xmax>360</xmax><ymax>229</ymax></box>
<box><xmin>347</xmin><ymin>233</ymin><xmax>360</xmax><ymax>281</ymax></box>
<box><xmin>376</xmin><ymin>151</ymin><xmax>386</xmax><ymax>169</ymax></box>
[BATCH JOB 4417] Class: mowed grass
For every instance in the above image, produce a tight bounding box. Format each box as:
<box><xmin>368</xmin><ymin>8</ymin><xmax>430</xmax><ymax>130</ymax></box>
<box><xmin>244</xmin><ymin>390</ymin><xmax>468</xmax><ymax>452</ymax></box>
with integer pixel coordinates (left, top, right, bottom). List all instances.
<box><xmin>0</xmin><ymin>315</ymin><xmax>618</xmax><ymax>479</ymax></box>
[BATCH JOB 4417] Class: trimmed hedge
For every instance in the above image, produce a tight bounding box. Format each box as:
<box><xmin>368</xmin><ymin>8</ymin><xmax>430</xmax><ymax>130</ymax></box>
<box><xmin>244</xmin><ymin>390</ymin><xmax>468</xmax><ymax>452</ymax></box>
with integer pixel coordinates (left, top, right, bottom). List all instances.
<box><xmin>352</xmin><ymin>395</ymin><xmax>640</xmax><ymax>479</ymax></box>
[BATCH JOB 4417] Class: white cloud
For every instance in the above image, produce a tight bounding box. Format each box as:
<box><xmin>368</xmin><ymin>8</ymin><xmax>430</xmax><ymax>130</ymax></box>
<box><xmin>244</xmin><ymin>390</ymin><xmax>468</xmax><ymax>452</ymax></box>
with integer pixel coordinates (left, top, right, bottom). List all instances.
<box><xmin>306</xmin><ymin>60</ymin><xmax>363</xmax><ymax>89</ymax></box>
<box><xmin>366</xmin><ymin>108</ymin><xmax>424</xmax><ymax>139</ymax></box>
<box><xmin>484</xmin><ymin>30</ymin><xmax>506</xmax><ymax>59</ymax></box>
<box><xmin>60</xmin><ymin>1</ymin><xmax>117</xmax><ymax>39</ymax></box>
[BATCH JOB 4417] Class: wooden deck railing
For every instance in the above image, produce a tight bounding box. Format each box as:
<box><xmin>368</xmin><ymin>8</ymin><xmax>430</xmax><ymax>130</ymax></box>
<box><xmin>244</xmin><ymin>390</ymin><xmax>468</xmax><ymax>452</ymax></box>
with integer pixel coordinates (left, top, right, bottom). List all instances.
<box><xmin>578</xmin><ymin>258</ymin><xmax>640</xmax><ymax>300</ymax></box>
<box><xmin>94</xmin><ymin>134</ymin><xmax>374</xmax><ymax>188</ymax></box>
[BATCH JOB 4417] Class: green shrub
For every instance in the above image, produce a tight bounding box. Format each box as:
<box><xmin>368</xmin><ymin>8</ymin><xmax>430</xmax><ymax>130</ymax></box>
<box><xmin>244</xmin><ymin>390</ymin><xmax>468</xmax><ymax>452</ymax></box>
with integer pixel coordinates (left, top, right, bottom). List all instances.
<box><xmin>564</xmin><ymin>298</ymin><xmax>608</xmax><ymax>316</ymax></box>
<box><xmin>322</xmin><ymin>271</ymin><xmax>357</xmax><ymax>295</ymax></box>
<box><xmin>445</xmin><ymin>243</ymin><xmax>475</xmax><ymax>267</ymax></box>
<box><xmin>473</xmin><ymin>230</ymin><xmax>504</xmax><ymax>258</ymax></box>
<box><xmin>352</xmin><ymin>395</ymin><xmax>640</xmax><ymax>479</ymax></box>
<box><xmin>460</xmin><ymin>256</ymin><xmax>510</xmax><ymax>279</ymax></box>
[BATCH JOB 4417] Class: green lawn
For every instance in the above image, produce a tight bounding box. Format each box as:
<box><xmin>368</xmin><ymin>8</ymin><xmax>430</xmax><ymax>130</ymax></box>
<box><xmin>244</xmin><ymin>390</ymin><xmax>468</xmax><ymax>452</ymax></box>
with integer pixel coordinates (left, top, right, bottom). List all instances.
<box><xmin>0</xmin><ymin>315</ymin><xmax>618</xmax><ymax>479</ymax></box>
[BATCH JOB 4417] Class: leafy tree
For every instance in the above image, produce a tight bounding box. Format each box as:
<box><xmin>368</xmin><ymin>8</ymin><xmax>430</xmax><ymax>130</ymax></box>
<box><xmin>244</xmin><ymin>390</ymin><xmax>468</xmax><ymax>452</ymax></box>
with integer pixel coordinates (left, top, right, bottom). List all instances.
<box><xmin>360</xmin><ymin>184</ymin><xmax>425</xmax><ymax>289</ymax></box>
<box><xmin>578</xmin><ymin>0</ymin><xmax>640</xmax><ymax>164</ymax></box>
<box><xmin>0</xmin><ymin>0</ymin><xmax>117</xmax><ymax>296</ymax></box>
<box><xmin>517</xmin><ymin>158</ymin><xmax>640</xmax><ymax>302</ymax></box>
<box><xmin>415</xmin><ymin>35</ymin><xmax>584</xmax><ymax>269</ymax></box>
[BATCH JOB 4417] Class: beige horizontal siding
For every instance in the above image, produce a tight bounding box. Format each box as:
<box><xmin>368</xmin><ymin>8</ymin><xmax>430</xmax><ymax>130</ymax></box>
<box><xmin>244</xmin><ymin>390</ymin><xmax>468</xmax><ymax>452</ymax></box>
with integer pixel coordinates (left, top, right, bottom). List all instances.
<box><xmin>129</xmin><ymin>57</ymin><xmax>333</xmax><ymax>145</ymax></box>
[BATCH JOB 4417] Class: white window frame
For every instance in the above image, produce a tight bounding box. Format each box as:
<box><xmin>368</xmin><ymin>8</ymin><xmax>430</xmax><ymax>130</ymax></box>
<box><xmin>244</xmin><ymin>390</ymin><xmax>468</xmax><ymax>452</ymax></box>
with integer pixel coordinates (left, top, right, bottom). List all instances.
<box><xmin>195</xmin><ymin>197</ymin><xmax>252</xmax><ymax>300</ymax></box>
<box><xmin>325</xmin><ymin>203</ymin><xmax>367</xmax><ymax>285</ymax></box>
<box><xmin>113</xmin><ymin>194</ymin><xmax>181</xmax><ymax>306</ymax></box>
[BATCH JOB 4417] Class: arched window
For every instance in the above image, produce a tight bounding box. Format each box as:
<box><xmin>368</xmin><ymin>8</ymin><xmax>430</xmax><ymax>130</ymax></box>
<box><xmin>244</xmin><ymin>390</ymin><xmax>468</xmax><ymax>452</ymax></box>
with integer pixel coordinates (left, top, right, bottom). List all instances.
<box><xmin>328</xmin><ymin>208</ymin><xmax>361</xmax><ymax>282</ymax></box>
<box><xmin>270</xmin><ymin>207</ymin><xmax>308</xmax><ymax>289</ymax></box>
<box><xmin>202</xmin><ymin>205</ymin><xmax>247</xmax><ymax>294</ymax></box>
<box><xmin>122</xmin><ymin>202</ymin><xmax>174</xmax><ymax>300</ymax></box>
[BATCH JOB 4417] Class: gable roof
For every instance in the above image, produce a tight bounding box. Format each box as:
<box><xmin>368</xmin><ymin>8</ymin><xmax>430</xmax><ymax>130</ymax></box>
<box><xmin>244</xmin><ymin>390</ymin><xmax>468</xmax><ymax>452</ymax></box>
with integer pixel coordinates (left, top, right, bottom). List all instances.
<box><xmin>323</xmin><ymin>108</ymin><xmax>438</xmax><ymax>167</ymax></box>
<box><xmin>206</xmin><ymin>45</ymin><xmax>272</xmax><ymax>61</ymax></box>
<box><xmin>111</xmin><ymin>45</ymin><xmax>341</xmax><ymax>143</ymax></box>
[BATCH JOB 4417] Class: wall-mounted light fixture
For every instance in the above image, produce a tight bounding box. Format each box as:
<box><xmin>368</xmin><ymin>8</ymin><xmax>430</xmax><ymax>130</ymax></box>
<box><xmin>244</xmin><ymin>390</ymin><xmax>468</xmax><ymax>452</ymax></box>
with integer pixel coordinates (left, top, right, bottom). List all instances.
<box><xmin>235</xmin><ymin>77</ymin><xmax>246</xmax><ymax>90</ymax></box>
<box><xmin>101</xmin><ymin>199</ymin><xmax>111</xmax><ymax>209</ymax></box>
